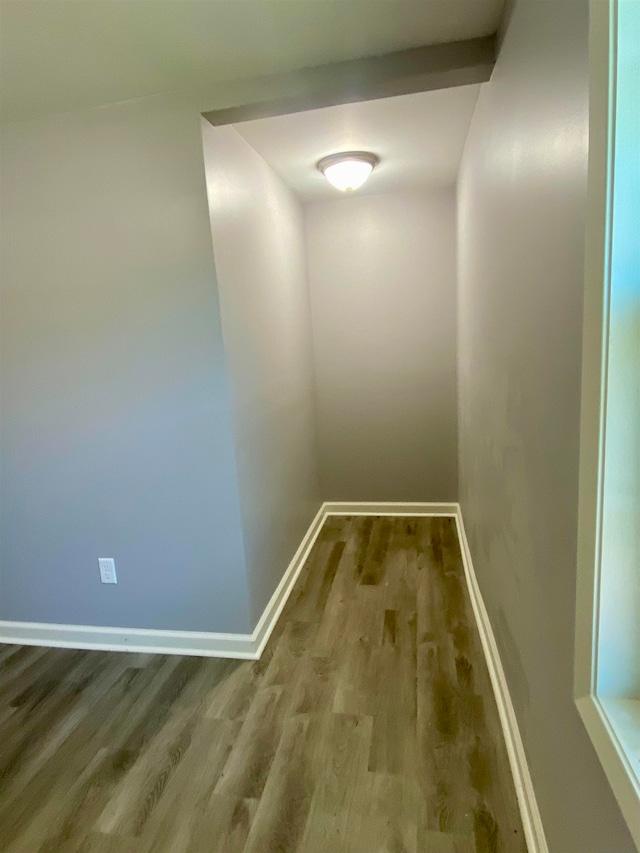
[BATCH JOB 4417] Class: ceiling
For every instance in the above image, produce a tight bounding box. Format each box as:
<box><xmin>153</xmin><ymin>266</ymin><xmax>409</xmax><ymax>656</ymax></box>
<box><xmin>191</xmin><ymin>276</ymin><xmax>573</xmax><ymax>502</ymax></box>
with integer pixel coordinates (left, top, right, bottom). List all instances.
<box><xmin>234</xmin><ymin>85</ymin><xmax>481</xmax><ymax>203</ymax></box>
<box><xmin>0</xmin><ymin>0</ymin><xmax>503</xmax><ymax>122</ymax></box>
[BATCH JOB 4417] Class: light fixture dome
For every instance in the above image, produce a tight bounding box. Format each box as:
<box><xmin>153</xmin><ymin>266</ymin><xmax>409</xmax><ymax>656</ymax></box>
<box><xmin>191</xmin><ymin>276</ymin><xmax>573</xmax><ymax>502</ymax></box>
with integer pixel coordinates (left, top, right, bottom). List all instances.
<box><xmin>317</xmin><ymin>151</ymin><xmax>379</xmax><ymax>192</ymax></box>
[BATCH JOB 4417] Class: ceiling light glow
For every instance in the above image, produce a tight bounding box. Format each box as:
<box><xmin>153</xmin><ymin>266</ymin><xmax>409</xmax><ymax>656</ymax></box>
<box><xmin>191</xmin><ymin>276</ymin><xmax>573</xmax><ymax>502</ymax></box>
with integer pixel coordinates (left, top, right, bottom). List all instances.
<box><xmin>317</xmin><ymin>151</ymin><xmax>379</xmax><ymax>192</ymax></box>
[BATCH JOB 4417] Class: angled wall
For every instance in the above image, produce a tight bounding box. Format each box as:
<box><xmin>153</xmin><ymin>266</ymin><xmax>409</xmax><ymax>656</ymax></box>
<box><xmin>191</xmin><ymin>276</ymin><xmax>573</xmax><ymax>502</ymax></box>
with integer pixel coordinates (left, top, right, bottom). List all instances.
<box><xmin>201</xmin><ymin>122</ymin><xmax>321</xmax><ymax>626</ymax></box>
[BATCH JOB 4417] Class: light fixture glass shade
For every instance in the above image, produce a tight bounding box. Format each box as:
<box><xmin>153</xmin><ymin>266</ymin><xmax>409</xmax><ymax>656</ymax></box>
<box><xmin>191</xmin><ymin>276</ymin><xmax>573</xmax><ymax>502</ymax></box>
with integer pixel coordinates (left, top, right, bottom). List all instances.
<box><xmin>317</xmin><ymin>151</ymin><xmax>379</xmax><ymax>192</ymax></box>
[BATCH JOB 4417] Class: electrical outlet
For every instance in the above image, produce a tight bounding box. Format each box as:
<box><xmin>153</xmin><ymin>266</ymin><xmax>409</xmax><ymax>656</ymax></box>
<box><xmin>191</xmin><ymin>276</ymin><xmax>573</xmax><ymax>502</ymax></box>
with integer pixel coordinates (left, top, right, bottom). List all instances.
<box><xmin>98</xmin><ymin>558</ymin><xmax>117</xmax><ymax>584</ymax></box>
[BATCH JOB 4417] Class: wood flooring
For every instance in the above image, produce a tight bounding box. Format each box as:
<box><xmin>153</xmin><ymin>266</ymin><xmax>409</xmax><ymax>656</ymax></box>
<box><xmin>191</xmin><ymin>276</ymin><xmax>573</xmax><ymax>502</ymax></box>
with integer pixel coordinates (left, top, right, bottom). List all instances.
<box><xmin>0</xmin><ymin>516</ymin><xmax>527</xmax><ymax>852</ymax></box>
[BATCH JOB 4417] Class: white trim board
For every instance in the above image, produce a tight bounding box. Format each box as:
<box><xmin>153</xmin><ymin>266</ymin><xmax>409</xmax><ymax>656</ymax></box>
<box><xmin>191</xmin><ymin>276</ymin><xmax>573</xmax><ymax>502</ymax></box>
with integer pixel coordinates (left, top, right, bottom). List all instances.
<box><xmin>576</xmin><ymin>694</ymin><xmax>640</xmax><ymax>849</ymax></box>
<box><xmin>323</xmin><ymin>501</ymin><xmax>458</xmax><ymax>516</ymax></box>
<box><xmin>0</xmin><ymin>620</ymin><xmax>258</xmax><ymax>660</ymax></box>
<box><xmin>0</xmin><ymin>500</ymin><xmax>546</xmax><ymax>851</ymax></box>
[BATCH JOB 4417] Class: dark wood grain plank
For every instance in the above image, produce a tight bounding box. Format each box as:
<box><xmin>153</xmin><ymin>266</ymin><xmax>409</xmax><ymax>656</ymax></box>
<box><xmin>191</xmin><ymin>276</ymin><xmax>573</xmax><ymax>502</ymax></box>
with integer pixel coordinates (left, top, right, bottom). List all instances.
<box><xmin>0</xmin><ymin>515</ymin><xmax>526</xmax><ymax>852</ymax></box>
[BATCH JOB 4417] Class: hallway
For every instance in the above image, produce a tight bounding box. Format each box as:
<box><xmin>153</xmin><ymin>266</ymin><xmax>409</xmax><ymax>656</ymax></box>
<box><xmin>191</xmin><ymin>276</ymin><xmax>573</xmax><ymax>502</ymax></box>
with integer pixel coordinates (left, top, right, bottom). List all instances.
<box><xmin>0</xmin><ymin>516</ymin><xmax>525</xmax><ymax>852</ymax></box>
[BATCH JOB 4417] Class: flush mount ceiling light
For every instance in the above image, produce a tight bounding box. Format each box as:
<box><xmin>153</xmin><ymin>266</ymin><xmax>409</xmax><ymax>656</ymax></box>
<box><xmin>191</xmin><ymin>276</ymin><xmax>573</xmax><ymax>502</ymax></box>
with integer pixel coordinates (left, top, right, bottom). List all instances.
<box><xmin>317</xmin><ymin>151</ymin><xmax>379</xmax><ymax>192</ymax></box>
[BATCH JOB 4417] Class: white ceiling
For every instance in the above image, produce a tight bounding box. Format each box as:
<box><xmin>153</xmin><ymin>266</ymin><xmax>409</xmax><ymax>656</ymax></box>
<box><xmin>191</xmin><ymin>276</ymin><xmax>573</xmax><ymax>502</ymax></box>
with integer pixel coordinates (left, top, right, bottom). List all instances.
<box><xmin>0</xmin><ymin>0</ymin><xmax>503</xmax><ymax>122</ymax></box>
<box><xmin>234</xmin><ymin>85</ymin><xmax>481</xmax><ymax>203</ymax></box>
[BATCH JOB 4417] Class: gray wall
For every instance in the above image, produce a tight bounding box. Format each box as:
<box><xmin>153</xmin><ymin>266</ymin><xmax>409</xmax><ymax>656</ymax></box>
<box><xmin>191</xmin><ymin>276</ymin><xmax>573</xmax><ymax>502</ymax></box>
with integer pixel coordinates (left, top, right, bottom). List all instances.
<box><xmin>305</xmin><ymin>189</ymin><xmax>457</xmax><ymax>501</ymax></box>
<box><xmin>457</xmin><ymin>1</ymin><xmax>636</xmax><ymax>850</ymax></box>
<box><xmin>0</xmin><ymin>98</ymin><xmax>252</xmax><ymax>634</ymax></box>
<box><xmin>201</xmin><ymin>123</ymin><xmax>321</xmax><ymax>626</ymax></box>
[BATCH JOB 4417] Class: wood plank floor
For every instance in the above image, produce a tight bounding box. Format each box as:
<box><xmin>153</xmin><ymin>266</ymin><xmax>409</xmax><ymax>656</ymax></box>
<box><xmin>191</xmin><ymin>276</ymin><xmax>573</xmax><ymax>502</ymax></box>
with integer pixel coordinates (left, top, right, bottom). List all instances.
<box><xmin>0</xmin><ymin>516</ymin><xmax>527</xmax><ymax>852</ymax></box>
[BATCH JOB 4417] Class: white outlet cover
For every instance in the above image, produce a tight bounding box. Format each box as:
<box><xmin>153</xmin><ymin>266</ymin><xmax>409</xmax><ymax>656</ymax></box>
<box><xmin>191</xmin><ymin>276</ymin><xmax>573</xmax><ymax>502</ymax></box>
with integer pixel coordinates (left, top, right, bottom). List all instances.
<box><xmin>98</xmin><ymin>557</ymin><xmax>117</xmax><ymax>584</ymax></box>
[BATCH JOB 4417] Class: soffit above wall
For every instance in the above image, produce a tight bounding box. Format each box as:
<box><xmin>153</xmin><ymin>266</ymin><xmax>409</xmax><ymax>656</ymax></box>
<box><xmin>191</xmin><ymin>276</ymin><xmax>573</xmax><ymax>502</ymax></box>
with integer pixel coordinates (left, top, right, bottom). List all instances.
<box><xmin>0</xmin><ymin>0</ymin><xmax>503</xmax><ymax>122</ymax></box>
<box><xmin>233</xmin><ymin>85</ymin><xmax>481</xmax><ymax>203</ymax></box>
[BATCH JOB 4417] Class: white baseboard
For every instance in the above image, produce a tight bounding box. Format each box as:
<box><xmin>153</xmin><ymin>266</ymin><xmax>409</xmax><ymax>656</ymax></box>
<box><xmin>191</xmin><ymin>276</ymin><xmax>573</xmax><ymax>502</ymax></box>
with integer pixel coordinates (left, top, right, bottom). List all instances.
<box><xmin>0</xmin><ymin>620</ymin><xmax>259</xmax><ymax>659</ymax></box>
<box><xmin>251</xmin><ymin>503</ymin><xmax>327</xmax><ymax>658</ymax></box>
<box><xmin>323</xmin><ymin>500</ymin><xmax>458</xmax><ymax>516</ymax></box>
<box><xmin>454</xmin><ymin>506</ymin><xmax>548</xmax><ymax>853</ymax></box>
<box><xmin>0</xmin><ymin>503</ymin><xmax>327</xmax><ymax>662</ymax></box>
<box><xmin>0</xmin><ymin>499</ymin><xmax>546</xmax><ymax>851</ymax></box>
